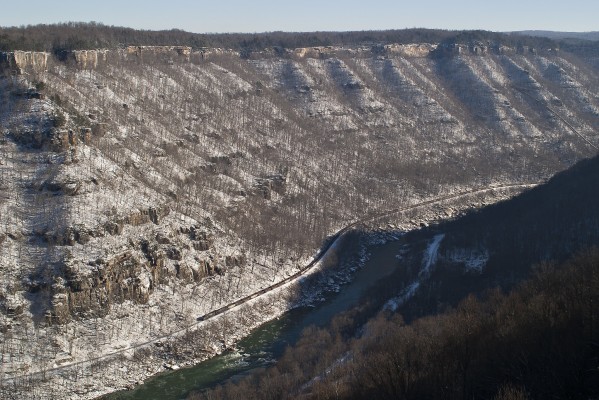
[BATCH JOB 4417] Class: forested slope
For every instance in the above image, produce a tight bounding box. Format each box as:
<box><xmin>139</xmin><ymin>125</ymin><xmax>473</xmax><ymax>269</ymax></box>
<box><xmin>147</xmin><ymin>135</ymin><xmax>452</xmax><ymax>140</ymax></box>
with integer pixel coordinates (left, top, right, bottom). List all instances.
<box><xmin>193</xmin><ymin>154</ymin><xmax>599</xmax><ymax>400</ymax></box>
<box><xmin>0</xmin><ymin>26</ymin><xmax>598</xmax><ymax>398</ymax></box>
<box><xmin>193</xmin><ymin>249</ymin><xmax>599</xmax><ymax>400</ymax></box>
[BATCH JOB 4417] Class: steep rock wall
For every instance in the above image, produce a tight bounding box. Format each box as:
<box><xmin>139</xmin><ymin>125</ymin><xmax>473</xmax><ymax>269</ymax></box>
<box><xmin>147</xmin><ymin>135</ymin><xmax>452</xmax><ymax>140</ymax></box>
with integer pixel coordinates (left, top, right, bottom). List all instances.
<box><xmin>70</xmin><ymin>49</ymin><xmax>109</xmax><ymax>69</ymax></box>
<box><xmin>0</xmin><ymin>43</ymin><xmax>553</xmax><ymax>74</ymax></box>
<box><xmin>0</xmin><ymin>51</ymin><xmax>49</xmax><ymax>75</ymax></box>
<box><xmin>125</xmin><ymin>45</ymin><xmax>192</xmax><ymax>62</ymax></box>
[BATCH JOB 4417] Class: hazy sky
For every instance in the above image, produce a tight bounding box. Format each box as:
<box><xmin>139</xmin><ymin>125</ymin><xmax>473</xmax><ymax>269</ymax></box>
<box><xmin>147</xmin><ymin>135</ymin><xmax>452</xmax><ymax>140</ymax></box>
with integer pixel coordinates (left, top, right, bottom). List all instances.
<box><xmin>1</xmin><ymin>0</ymin><xmax>597</xmax><ymax>33</ymax></box>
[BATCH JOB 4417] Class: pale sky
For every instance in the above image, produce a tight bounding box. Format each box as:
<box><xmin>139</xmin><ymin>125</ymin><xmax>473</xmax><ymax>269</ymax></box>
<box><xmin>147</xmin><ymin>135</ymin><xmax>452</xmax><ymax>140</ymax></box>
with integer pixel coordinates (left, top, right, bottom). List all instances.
<box><xmin>0</xmin><ymin>0</ymin><xmax>597</xmax><ymax>33</ymax></box>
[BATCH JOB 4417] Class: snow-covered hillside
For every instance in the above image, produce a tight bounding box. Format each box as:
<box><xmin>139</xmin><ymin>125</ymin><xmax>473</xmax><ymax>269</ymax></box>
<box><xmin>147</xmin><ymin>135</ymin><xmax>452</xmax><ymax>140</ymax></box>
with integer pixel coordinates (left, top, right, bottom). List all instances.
<box><xmin>1</xmin><ymin>42</ymin><xmax>598</xmax><ymax>398</ymax></box>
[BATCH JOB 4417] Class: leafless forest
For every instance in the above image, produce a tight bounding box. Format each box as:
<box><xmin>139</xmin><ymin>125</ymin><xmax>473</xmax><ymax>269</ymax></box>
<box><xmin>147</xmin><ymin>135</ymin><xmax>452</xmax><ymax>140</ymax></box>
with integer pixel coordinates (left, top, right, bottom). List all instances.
<box><xmin>0</xmin><ymin>26</ymin><xmax>598</xmax><ymax>398</ymax></box>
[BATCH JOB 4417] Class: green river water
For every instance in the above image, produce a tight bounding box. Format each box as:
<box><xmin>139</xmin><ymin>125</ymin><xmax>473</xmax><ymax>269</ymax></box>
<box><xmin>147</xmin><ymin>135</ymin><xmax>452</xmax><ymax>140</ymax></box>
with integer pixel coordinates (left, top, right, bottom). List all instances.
<box><xmin>103</xmin><ymin>239</ymin><xmax>402</xmax><ymax>400</ymax></box>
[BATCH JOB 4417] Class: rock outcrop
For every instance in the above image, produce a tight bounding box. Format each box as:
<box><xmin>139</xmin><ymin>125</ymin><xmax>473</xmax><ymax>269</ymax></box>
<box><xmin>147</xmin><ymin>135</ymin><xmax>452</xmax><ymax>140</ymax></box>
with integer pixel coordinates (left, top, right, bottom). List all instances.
<box><xmin>434</xmin><ymin>42</ymin><xmax>537</xmax><ymax>57</ymax></box>
<box><xmin>11</xmin><ymin>125</ymin><xmax>96</xmax><ymax>152</ymax></box>
<box><xmin>0</xmin><ymin>51</ymin><xmax>48</xmax><ymax>75</ymax></box>
<box><xmin>2</xmin><ymin>35</ymin><xmax>599</xmax><ymax>399</ymax></box>
<box><xmin>47</xmin><ymin>251</ymin><xmax>155</xmax><ymax>323</ymax></box>
<box><xmin>44</xmin><ymin>205</ymin><xmax>172</xmax><ymax>246</ymax></box>
<box><xmin>125</xmin><ymin>46</ymin><xmax>192</xmax><ymax>62</ymax></box>
<box><xmin>0</xmin><ymin>42</ymin><xmax>555</xmax><ymax>77</ymax></box>
<box><xmin>383</xmin><ymin>43</ymin><xmax>437</xmax><ymax>57</ymax></box>
<box><xmin>75</xmin><ymin>49</ymin><xmax>107</xmax><ymax>68</ymax></box>
<box><xmin>253</xmin><ymin>174</ymin><xmax>287</xmax><ymax>199</ymax></box>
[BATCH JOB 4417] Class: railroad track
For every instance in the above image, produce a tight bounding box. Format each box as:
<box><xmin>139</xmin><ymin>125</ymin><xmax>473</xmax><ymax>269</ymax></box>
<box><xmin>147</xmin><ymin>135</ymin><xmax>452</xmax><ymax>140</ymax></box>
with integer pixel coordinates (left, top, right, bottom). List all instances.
<box><xmin>2</xmin><ymin>182</ymin><xmax>537</xmax><ymax>384</ymax></box>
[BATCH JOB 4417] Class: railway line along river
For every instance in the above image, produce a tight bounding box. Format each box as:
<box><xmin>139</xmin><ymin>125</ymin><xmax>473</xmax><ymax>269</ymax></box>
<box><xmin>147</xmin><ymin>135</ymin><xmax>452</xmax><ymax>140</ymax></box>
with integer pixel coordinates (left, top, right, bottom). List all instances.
<box><xmin>102</xmin><ymin>237</ymin><xmax>406</xmax><ymax>400</ymax></box>
<box><xmin>102</xmin><ymin>183</ymin><xmax>535</xmax><ymax>399</ymax></box>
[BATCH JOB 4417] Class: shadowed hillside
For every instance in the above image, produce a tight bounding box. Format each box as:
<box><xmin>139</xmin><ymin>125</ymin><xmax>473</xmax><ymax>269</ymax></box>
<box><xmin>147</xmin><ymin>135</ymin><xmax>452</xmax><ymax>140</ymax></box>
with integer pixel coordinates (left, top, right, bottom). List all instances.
<box><xmin>1</xmin><ymin>25</ymin><xmax>599</xmax><ymax>398</ymax></box>
<box><xmin>191</xmin><ymin>154</ymin><xmax>599</xmax><ymax>400</ymax></box>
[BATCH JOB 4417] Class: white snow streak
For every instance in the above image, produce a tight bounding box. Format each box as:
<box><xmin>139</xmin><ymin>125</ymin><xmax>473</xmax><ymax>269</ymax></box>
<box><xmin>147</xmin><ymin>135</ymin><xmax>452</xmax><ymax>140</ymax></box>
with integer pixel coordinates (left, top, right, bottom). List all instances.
<box><xmin>384</xmin><ymin>281</ymin><xmax>420</xmax><ymax>312</ymax></box>
<box><xmin>420</xmin><ymin>233</ymin><xmax>445</xmax><ymax>277</ymax></box>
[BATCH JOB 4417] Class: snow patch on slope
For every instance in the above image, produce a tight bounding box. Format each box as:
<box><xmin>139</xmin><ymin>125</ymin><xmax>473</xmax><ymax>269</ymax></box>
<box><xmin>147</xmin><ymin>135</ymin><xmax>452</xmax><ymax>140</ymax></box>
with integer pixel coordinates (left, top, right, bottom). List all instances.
<box><xmin>420</xmin><ymin>233</ymin><xmax>445</xmax><ymax>277</ymax></box>
<box><xmin>448</xmin><ymin>247</ymin><xmax>489</xmax><ymax>272</ymax></box>
<box><xmin>384</xmin><ymin>281</ymin><xmax>420</xmax><ymax>312</ymax></box>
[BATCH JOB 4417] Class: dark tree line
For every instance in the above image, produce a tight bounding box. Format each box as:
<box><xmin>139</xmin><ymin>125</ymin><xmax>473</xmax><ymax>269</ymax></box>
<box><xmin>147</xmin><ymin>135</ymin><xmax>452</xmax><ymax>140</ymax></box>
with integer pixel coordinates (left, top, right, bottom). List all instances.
<box><xmin>188</xmin><ymin>154</ymin><xmax>599</xmax><ymax>400</ymax></box>
<box><xmin>1</xmin><ymin>22</ymin><xmax>591</xmax><ymax>54</ymax></box>
<box><xmin>369</xmin><ymin>153</ymin><xmax>599</xmax><ymax>323</ymax></box>
<box><xmin>190</xmin><ymin>248</ymin><xmax>599</xmax><ymax>400</ymax></box>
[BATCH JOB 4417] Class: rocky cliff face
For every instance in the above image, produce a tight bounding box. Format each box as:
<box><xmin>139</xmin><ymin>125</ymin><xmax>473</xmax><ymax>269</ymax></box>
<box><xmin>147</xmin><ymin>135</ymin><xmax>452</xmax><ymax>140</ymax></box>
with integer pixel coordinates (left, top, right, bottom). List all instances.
<box><xmin>0</xmin><ymin>42</ymin><xmax>562</xmax><ymax>74</ymax></box>
<box><xmin>1</xmin><ymin>40</ymin><xmax>598</xmax><ymax>398</ymax></box>
<box><xmin>69</xmin><ymin>49</ymin><xmax>109</xmax><ymax>69</ymax></box>
<box><xmin>0</xmin><ymin>50</ymin><xmax>49</xmax><ymax>75</ymax></box>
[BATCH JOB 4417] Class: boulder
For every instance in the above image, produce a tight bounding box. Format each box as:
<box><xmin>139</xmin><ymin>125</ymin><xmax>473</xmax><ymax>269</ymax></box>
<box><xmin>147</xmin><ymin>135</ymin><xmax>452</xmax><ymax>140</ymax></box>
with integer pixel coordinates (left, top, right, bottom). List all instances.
<box><xmin>225</xmin><ymin>254</ymin><xmax>246</xmax><ymax>267</ymax></box>
<box><xmin>175</xmin><ymin>263</ymin><xmax>193</xmax><ymax>281</ymax></box>
<box><xmin>165</xmin><ymin>246</ymin><xmax>182</xmax><ymax>261</ymax></box>
<box><xmin>104</xmin><ymin>221</ymin><xmax>124</xmax><ymax>235</ymax></box>
<box><xmin>253</xmin><ymin>173</ymin><xmax>287</xmax><ymax>199</ymax></box>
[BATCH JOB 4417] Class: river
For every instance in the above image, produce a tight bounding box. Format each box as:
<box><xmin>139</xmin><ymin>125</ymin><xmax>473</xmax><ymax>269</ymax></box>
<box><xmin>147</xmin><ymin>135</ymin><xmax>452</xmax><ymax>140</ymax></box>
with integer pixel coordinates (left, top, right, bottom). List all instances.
<box><xmin>103</xmin><ymin>237</ymin><xmax>403</xmax><ymax>400</ymax></box>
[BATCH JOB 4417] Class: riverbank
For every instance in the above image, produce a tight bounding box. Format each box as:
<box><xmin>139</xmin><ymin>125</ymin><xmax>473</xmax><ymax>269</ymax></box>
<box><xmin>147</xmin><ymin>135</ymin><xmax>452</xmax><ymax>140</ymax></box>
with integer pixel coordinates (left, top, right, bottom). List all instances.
<box><xmin>102</xmin><ymin>231</ymin><xmax>404</xmax><ymax>400</ymax></box>
<box><xmin>95</xmin><ymin>232</ymin><xmax>363</xmax><ymax>399</ymax></box>
<box><xmin>0</xmin><ymin>185</ymin><xmax>530</xmax><ymax>400</ymax></box>
<box><xmin>98</xmin><ymin>185</ymin><xmax>532</xmax><ymax>399</ymax></box>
